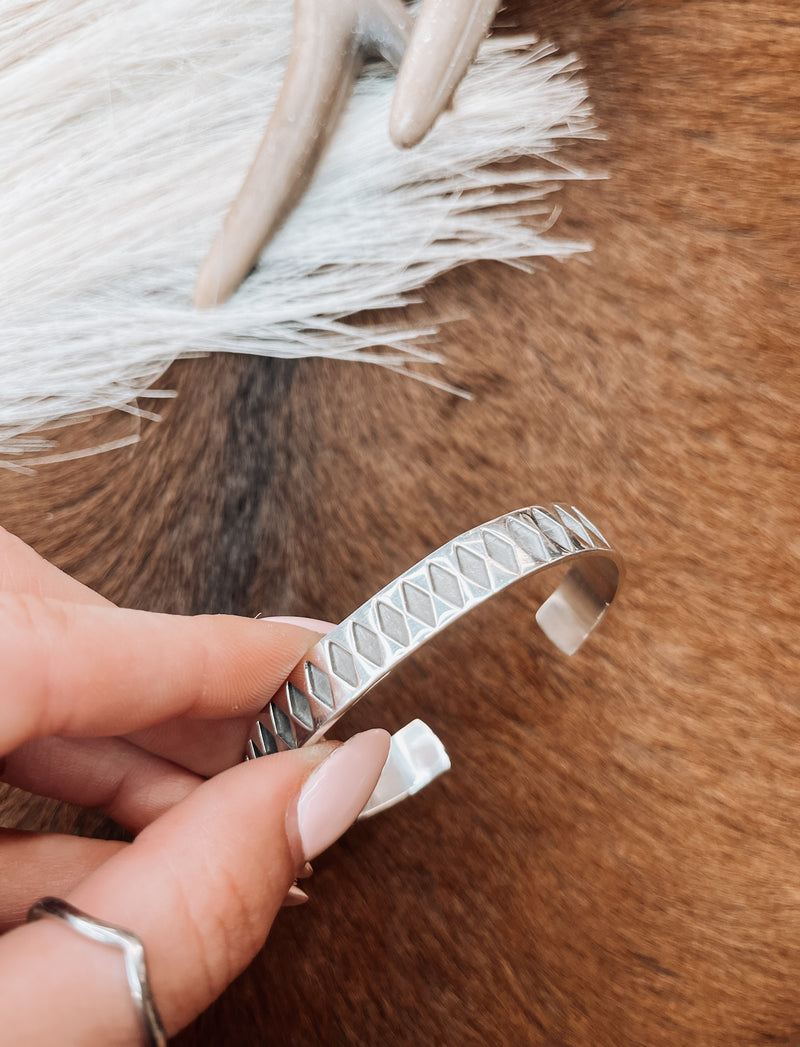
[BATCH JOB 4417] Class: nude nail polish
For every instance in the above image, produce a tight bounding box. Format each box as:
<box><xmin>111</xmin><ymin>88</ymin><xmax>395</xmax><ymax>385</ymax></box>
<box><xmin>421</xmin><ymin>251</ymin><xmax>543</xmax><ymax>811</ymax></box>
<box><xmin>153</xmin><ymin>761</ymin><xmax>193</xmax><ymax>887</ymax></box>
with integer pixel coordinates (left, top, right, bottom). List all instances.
<box><xmin>288</xmin><ymin>730</ymin><xmax>391</xmax><ymax>864</ymax></box>
<box><xmin>281</xmin><ymin>885</ymin><xmax>309</xmax><ymax>907</ymax></box>
<box><xmin>262</xmin><ymin>615</ymin><xmax>335</xmax><ymax>633</ymax></box>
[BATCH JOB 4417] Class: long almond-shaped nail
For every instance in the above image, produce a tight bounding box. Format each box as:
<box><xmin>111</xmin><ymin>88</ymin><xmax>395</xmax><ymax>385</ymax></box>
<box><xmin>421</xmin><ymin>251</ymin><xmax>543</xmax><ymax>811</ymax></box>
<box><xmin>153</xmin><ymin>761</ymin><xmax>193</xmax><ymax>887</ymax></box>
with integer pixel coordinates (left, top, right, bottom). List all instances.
<box><xmin>288</xmin><ymin>730</ymin><xmax>391</xmax><ymax>863</ymax></box>
<box><xmin>262</xmin><ymin>615</ymin><xmax>336</xmax><ymax>634</ymax></box>
<box><xmin>281</xmin><ymin>885</ymin><xmax>309</xmax><ymax>907</ymax></box>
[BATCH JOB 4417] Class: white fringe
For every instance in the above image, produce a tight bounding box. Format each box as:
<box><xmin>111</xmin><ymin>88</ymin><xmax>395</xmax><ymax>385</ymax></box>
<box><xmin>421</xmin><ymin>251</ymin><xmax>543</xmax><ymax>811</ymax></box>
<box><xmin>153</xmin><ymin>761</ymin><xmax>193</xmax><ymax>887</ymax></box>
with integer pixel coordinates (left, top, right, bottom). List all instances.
<box><xmin>0</xmin><ymin>0</ymin><xmax>597</xmax><ymax>465</ymax></box>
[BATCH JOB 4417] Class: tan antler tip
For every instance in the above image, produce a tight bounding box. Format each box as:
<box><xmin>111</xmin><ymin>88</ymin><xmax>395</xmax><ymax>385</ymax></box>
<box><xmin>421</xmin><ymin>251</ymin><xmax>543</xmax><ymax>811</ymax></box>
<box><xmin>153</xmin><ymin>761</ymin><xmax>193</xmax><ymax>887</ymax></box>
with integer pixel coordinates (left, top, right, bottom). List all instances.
<box><xmin>194</xmin><ymin>248</ymin><xmax>236</xmax><ymax>309</ymax></box>
<box><xmin>388</xmin><ymin>103</ymin><xmax>430</xmax><ymax>150</ymax></box>
<box><xmin>390</xmin><ymin>0</ymin><xmax>501</xmax><ymax>150</ymax></box>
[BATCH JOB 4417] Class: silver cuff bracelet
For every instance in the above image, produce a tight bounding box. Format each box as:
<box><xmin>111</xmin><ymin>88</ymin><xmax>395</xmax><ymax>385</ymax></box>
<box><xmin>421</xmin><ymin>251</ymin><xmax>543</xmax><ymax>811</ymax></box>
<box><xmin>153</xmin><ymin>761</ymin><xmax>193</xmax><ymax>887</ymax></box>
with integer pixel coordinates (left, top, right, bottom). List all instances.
<box><xmin>247</xmin><ymin>504</ymin><xmax>624</xmax><ymax>817</ymax></box>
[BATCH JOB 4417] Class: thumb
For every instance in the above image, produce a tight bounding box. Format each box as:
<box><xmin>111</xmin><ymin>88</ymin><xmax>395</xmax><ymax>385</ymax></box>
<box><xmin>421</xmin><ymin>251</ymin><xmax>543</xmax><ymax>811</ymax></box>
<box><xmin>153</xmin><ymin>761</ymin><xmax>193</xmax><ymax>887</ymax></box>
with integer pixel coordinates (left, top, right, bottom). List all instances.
<box><xmin>0</xmin><ymin>730</ymin><xmax>390</xmax><ymax>1045</ymax></box>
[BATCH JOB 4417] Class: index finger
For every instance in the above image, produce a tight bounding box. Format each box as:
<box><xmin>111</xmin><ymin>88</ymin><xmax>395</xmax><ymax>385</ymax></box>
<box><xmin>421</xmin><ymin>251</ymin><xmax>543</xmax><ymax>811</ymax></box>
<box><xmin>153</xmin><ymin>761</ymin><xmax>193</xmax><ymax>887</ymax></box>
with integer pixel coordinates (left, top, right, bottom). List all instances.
<box><xmin>0</xmin><ymin>593</ymin><xmax>318</xmax><ymax>753</ymax></box>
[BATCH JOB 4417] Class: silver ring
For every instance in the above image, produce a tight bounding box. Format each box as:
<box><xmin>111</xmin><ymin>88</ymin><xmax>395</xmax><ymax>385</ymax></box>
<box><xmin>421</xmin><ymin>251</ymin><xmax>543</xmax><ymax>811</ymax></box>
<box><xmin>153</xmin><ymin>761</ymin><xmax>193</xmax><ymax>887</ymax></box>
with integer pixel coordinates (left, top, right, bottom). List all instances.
<box><xmin>247</xmin><ymin>504</ymin><xmax>624</xmax><ymax>816</ymax></box>
<box><xmin>27</xmin><ymin>897</ymin><xmax>167</xmax><ymax>1047</ymax></box>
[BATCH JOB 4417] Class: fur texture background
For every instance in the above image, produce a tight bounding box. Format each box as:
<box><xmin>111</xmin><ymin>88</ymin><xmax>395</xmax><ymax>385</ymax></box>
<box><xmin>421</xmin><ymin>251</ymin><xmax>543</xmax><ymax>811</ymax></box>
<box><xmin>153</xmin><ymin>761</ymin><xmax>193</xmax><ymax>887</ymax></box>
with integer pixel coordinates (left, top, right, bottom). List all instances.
<box><xmin>1</xmin><ymin>0</ymin><xmax>595</xmax><ymax>465</ymax></box>
<box><xmin>1</xmin><ymin>1</ymin><xmax>798</xmax><ymax>1045</ymax></box>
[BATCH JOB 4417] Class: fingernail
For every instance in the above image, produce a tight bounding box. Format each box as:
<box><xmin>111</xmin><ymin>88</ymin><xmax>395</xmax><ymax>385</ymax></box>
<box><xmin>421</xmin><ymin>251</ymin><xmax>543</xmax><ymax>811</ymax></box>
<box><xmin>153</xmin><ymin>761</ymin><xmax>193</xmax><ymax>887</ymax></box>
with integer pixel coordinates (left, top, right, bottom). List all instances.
<box><xmin>288</xmin><ymin>730</ymin><xmax>391</xmax><ymax>864</ymax></box>
<box><xmin>297</xmin><ymin>862</ymin><xmax>314</xmax><ymax>879</ymax></box>
<box><xmin>262</xmin><ymin>615</ymin><xmax>335</xmax><ymax>634</ymax></box>
<box><xmin>281</xmin><ymin>885</ymin><xmax>309</xmax><ymax>907</ymax></box>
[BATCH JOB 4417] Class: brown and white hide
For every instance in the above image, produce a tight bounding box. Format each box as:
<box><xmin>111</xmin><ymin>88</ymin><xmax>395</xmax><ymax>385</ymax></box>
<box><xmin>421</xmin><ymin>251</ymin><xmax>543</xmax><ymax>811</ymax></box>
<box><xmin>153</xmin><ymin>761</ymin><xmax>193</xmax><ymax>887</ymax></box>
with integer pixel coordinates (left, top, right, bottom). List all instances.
<box><xmin>0</xmin><ymin>1</ymin><xmax>798</xmax><ymax>1044</ymax></box>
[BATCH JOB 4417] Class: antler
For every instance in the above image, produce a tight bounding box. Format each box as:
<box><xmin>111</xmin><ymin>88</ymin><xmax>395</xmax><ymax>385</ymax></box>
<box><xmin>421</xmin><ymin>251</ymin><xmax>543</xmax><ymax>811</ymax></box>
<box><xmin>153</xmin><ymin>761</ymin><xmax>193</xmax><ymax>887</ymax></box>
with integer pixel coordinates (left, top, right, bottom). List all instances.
<box><xmin>195</xmin><ymin>0</ymin><xmax>501</xmax><ymax>308</ymax></box>
<box><xmin>390</xmin><ymin>0</ymin><xmax>501</xmax><ymax>148</ymax></box>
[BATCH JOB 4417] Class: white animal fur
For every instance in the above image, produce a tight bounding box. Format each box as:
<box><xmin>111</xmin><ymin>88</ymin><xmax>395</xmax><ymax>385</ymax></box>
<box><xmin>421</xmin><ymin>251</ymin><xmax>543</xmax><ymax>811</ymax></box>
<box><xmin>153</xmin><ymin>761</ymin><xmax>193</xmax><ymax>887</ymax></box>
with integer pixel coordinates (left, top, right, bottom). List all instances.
<box><xmin>0</xmin><ymin>0</ymin><xmax>597</xmax><ymax>467</ymax></box>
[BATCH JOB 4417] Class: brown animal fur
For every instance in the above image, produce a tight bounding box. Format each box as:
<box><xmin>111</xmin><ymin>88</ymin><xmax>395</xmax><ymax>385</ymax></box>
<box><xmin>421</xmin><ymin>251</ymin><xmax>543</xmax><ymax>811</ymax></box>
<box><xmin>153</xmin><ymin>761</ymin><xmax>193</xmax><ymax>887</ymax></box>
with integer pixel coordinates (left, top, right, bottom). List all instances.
<box><xmin>1</xmin><ymin>0</ymin><xmax>798</xmax><ymax>1043</ymax></box>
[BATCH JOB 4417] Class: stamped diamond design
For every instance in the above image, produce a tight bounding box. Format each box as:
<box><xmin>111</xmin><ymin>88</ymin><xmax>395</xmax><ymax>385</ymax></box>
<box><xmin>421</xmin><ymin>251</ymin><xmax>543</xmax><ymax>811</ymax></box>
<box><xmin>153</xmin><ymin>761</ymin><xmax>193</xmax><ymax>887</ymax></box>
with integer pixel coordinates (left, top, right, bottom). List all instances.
<box><xmin>555</xmin><ymin>505</ymin><xmax>592</xmax><ymax>546</ymax></box>
<box><xmin>352</xmin><ymin>622</ymin><xmax>384</xmax><ymax>666</ymax></box>
<box><xmin>254</xmin><ymin>719</ymin><xmax>278</xmax><ymax>756</ymax></box>
<box><xmin>376</xmin><ymin>601</ymin><xmax>410</xmax><ymax>646</ymax></box>
<box><xmin>245</xmin><ymin>504</ymin><xmax>619</xmax><ymax>781</ymax></box>
<box><xmin>455</xmin><ymin>545</ymin><xmax>490</xmax><ymax>589</ymax></box>
<box><xmin>328</xmin><ymin>641</ymin><xmax>359</xmax><ymax>687</ymax></box>
<box><xmin>305</xmin><ymin>662</ymin><xmax>334</xmax><ymax>708</ymax></box>
<box><xmin>287</xmin><ymin>682</ymin><xmax>314</xmax><ymax>729</ymax></box>
<box><xmin>505</xmin><ymin>516</ymin><xmax>549</xmax><ymax>560</ymax></box>
<box><xmin>270</xmin><ymin>703</ymin><xmax>296</xmax><ymax>748</ymax></box>
<box><xmin>428</xmin><ymin>563</ymin><xmax>463</xmax><ymax>607</ymax></box>
<box><xmin>402</xmin><ymin>582</ymin><xmax>436</xmax><ymax>626</ymax></box>
<box><xmin>481</xmin><ymin>529</ymin><xmax>518</xmax><ymax>573</ymax></box>
<box><xmin>532</xmin><ymin>508</ymin><xmax>572</xmax><ymax>552</ymax></box>
<box><xmin>572</xmin><ymin>507</ymin><xmax>609</xmax><ymax>547</ymax></box>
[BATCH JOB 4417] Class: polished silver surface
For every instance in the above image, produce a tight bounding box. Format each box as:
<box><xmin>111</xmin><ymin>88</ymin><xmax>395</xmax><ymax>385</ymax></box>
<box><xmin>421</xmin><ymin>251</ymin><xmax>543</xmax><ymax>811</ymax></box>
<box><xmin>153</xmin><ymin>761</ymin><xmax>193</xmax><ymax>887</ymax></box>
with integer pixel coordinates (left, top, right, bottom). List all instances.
<box><xmin>27</xmin><ymin>897</ymin><xmax>167</xmax><ymax>1047</ymax></box>
<box><xmin>247</xmin><ymin>504</ymin><xmax>624</xmax><ymax>813</ymax></box>
<box><xmin>358</xmin><ymin>719</ymin><xmax>451</xmax><ymax>819</ymax></box>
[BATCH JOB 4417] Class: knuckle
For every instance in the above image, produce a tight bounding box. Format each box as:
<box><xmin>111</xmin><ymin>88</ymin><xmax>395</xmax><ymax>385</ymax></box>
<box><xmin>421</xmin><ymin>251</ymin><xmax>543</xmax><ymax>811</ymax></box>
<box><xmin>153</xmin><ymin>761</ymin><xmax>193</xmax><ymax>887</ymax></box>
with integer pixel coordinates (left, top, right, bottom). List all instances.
<box><xmin>197</xmin><ymin>848</ymin><xmax>263</xmax><ymax>987</ymax></box>
<box><xmin>0</xmin><ymin>590</ymin><xmax>39</xmax><ymax>633</ymax></box>
<box><xmin>164</xmin><ymin>854</ymin><xmax>257</xmax><ymax>1016</ymax></box>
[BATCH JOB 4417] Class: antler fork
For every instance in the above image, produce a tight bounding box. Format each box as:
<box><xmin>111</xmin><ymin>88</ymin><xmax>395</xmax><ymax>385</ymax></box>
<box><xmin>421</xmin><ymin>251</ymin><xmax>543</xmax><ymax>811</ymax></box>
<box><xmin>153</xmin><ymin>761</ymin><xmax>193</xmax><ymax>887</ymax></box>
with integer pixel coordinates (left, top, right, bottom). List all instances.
<box><xmin>195</xmin><ymin>0</ymin><xmax>501</xmax><ymax>308</ymax></box>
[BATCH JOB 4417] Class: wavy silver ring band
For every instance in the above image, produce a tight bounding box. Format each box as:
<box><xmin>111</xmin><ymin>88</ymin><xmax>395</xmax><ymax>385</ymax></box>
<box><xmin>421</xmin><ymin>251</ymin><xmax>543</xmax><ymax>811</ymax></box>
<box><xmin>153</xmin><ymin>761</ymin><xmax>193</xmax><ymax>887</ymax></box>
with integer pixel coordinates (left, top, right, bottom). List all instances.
<box><xmin>247</xmin><ymin>504</ymin><xmax>624</xmax><ymax>817</ymax></box>
<box><xmin>27</xmin><ymin>897</ymin><xmax>167</xmax><ymax>1047</ymax></box>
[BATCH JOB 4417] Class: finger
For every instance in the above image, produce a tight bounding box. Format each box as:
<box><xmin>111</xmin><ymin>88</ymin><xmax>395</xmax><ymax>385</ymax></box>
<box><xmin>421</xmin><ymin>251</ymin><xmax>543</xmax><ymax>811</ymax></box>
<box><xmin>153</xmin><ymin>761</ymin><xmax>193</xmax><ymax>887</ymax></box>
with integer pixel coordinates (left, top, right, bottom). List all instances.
<box><xmin>0</xmin><ymin>829</ymin><xmax>307</xmax><ymax>930</ymax></box>
<box><xmin>123</xmin><ymin>715</ymin><xmax>254</xmax><ymax>777</ymax></box>
<box><xmin>0</xmin><ymin>730</ymin><xmax>391</xmax><ymax>1042</ymax></box>
<box><xmin>2</xmin><ymin>737</ymin><xmax>202</xmax><ymax>833</ymax></box>
<box><xmin>0</xmin><ymin>526</ymin><xmax>109</xmax><ymax>606</ymax></box>
<box><xmin>0</xmin><ymin>528</ymin><xmax>332</xmax><ymax>776</ymax></box>
<box><xmin>389</xmin><ymin>0</ymin><xmax>501</xmax><ymax>148</ymax></box>
<box><xmin>0</xmin><ymin>830</ymin><xmax>123</xmax><ymax>930</ymax></box>
<box><xmin>123</xmin><ymin>617</ymin><xmax>334</xmax><ymax>776</ymax></box>
<box><xmin>0</xmin><ymin>595</ymin><xmax>322</xmax><ymax>753</ymax></box>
